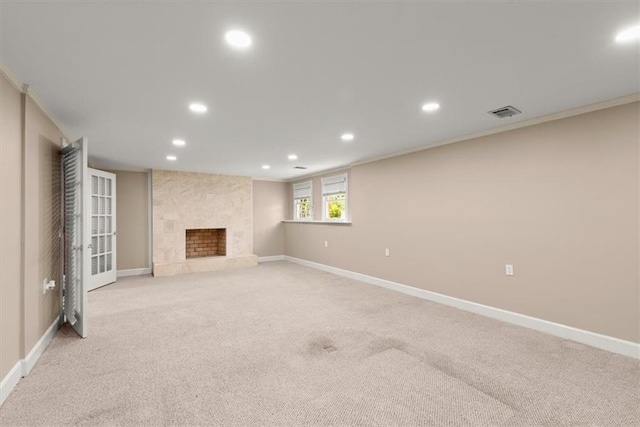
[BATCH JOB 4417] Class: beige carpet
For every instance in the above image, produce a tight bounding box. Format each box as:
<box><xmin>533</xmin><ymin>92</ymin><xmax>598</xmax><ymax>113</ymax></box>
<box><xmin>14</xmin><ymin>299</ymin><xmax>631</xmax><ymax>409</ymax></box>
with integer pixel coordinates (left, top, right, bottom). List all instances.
<box><xmin>1</xmin><ymin>261</ymin><xmax>638</xmax><ymax>426</ymax></box>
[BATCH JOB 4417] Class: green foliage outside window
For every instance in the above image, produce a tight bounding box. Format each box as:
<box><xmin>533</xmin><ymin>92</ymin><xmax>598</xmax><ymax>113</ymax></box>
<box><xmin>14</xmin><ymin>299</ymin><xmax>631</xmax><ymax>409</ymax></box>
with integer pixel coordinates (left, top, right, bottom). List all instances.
<box><xmin>327</xmin><ymin>193</ymin><xmax>345</xmax><ymax>219</ymax></box>
<box><xmin>296</xmin><ymin>198</ymin><xmax>311</xmax><ymax>219</ymax></box>
<box><xmin>300</xmin><ymin>199</ymin><xmax>311</xmax><ymax>219</ymax></box>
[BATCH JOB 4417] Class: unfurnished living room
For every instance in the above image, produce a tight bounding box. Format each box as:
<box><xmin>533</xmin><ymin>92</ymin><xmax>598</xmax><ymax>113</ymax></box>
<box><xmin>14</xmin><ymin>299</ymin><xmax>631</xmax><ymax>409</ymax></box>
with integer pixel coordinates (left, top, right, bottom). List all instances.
<box><xmin>0</xmin><ymin>1</ymin><xmax>639</xmax><ymax>426</ymax></box>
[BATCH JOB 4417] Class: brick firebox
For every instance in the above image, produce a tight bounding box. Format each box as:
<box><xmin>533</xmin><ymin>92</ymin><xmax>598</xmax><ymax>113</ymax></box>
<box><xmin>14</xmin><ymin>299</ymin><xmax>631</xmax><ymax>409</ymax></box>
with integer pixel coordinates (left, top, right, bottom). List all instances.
<box><xmin>185</xmin><ymin>228</ymin><xmax>226</xmax><ymax>258</ymax></box>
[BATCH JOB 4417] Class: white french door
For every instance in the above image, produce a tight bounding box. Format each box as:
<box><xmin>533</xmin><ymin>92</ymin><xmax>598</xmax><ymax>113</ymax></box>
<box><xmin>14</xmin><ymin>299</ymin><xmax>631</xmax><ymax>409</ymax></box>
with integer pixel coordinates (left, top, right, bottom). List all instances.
<box><xmin>88</xmin><ymin>168</ymin><xmax>117</xmax><ymax>291</ymax></box>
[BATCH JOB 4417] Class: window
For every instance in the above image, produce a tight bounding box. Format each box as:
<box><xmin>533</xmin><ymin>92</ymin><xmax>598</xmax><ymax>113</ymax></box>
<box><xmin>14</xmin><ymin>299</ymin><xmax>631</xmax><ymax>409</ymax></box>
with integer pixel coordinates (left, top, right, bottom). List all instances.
<box><xmin>321</xmin><ymin>173</ymin><xmax>348</xmax><ymax>221</ymax></box>
<box><xmin>293</xmin><ymin>180</ymin><xmax>312</xmax><ymax>220</ymax></box>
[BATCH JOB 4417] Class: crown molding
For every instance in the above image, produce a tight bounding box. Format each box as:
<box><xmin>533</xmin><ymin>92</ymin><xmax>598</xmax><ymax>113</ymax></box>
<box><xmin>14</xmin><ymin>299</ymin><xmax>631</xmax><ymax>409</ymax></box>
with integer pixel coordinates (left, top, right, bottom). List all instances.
<box><xmin>285</xmin><ymin>166</ymin><xmax>352</xmax><ymax>183</ymax></box>
<box><xmin>1</xmin><ymin>61</ymin><xmax>73</xmax><ymax>143</ymax></box>
<box><xmin>351</xmin><ymin>93</ymin><xmax>640</xmax><ymax>168</ymax></box>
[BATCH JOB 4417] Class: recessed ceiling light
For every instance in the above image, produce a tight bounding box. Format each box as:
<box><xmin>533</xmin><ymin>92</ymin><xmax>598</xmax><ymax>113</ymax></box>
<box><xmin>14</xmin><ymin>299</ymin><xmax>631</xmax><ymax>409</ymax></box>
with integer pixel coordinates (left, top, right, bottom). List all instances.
<box><xmin>172</xmin><ymin>139</ymin><xmax>186</xmax><ymax>147</ymax></box>
<box><xmin>225</xmin><ymin>30</ymin><xmax>252</xmax><ymax>49</ymax></box>
<box><xmin>341</xmin><ymin>133</ymin><xmax>355</xmax><ymax>141</ymax></box>
<box><xmin>188</xmin><ymin>103</ymin><xmax>207</xmax><ymax>114</ymax></box>
<box><xmin>422</xmin><ymin>102</ymin><xmax>440</xmax><ymax>112</ymax></box>
<box><xmin>166</xmin><ymin>155</ymin><xmax>177</xmax><ymax>161</ymax></box>
<box><xmin>616</xmin><ymin>24</ymin><xmax>640</xmax><ymax>43</ymax></box>
<box><xmin>288</xmin><ymin>154</ymin><xmax>298</xmax><ymax>160</ymax></box>
<box><xmin>262</xmin><ymin>165</ymin><xmax>270</xmax><ymax>170</ymax></box>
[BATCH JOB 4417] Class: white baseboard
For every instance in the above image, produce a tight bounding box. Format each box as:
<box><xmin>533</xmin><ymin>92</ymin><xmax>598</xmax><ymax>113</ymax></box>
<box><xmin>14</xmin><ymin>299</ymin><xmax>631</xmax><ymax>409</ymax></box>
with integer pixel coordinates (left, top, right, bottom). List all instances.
<box><xmin>1</xmin><ymin>316</ymin><xmax>60</xmax><ymax>406</ymax></box>
<box><xmin>258</xmin><ymin>255</ymin><xmax>285</xmax><ymax>263</ymax></box>
<box><xmin>22</xmin><ymin>316</ymin><xmax>61</xmax><ymax>376</ymax></box>
<box><xmin>0</xmin><ymin>361</ymin><xmax>22</xmax><ymax>406</ymax></box>
<box><xmin>117</xmin><ymin>267</ymin><xmax>152</xmax><ymax>277</ymax></box>
<box><xmin>284</xmin><ymin>256</ymin><xmax>640</xmax><ymax>359</ymax></box>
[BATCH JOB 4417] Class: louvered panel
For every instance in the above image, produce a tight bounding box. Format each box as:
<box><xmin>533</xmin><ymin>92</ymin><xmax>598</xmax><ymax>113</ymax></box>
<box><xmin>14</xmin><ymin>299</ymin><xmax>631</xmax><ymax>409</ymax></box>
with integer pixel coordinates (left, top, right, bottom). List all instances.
<box><xmin>61</xmin><ymin>137</ymin><xmax>89</xmax><ymax>338</ymax></box>
<box><xmin>62</xmin><ymin>145</ymin><xmax>80</xmax><ymax>326</ymax></box>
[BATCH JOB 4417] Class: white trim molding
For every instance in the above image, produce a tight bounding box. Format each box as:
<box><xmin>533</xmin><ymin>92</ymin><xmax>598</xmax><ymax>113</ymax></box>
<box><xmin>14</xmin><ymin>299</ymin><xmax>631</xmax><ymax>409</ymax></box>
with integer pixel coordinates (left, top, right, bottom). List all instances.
<box><xmin>22</xmin><ymin>316</ymin><xmax>61</xmax><ymax>376</ymax></box>
<box><xmin>1</xmin><ymin>316</ymin><xmax>61</xmax><ymax>406</ymax></box>
<box><xmin>0</xmin><ymin>361</ymin><xmax>22</xmax><ymax>406</ymax></box>
<box><xmin>351</xmin><ymin>93</ymin><xmax>640</xmax><ymax>169</ymax></box>
<box><xmin>284</xmin><ymin>256</ymin><xmax>640</xmax><ymax>359</ymax></box>
<box><xmin>117</xmin><ymin>267</ymin><xmax>152</xmax><ymax>278</ymax></box>
<box><xmin>148</xmin><ymin>171</ymin><xmax>153</xmax><ymax>271</ymax></box>
<box><xmin>282</xmin><ymin>220</ymin><xmax>352</xmax><ymax>225</ymax></box>
<box><xmin>285</xmin><ymin>94</ymin><xmax>639</xmax><ymax>183</ymax></box>
<box><xmin>258</xmin><ymin>255</ymin><xmax>285</xmax><ymax>263</ymax></box>
<box><xmin>251</xmin><ymin>177</ymin><xmax>287</xmax><ymax>183</ymax></box>
<box><xmin>0</xmin><ymin>62</ymin><xmax>73</xmax><ymax>142</ymax></box>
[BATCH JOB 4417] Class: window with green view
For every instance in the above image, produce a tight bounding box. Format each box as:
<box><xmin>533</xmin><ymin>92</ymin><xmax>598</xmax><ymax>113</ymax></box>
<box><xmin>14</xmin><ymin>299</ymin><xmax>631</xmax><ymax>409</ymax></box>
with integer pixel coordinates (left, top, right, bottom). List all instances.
<box><xmin>292</xmin><ymin>180</ymin><xmax>312</xmax><ymax>220</ymax></box>
<box><xmin>321</xmin><ymin>174</ymin><xmax>348</xmax><ymax>221</ymax></box>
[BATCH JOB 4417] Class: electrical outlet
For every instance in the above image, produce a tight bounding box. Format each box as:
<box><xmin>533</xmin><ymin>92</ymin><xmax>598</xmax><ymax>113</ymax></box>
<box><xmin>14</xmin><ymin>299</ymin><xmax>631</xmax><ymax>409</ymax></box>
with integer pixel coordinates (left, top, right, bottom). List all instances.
<box><xmin>43</xmin><ymin>279</ymin><xmax>56</xmax><ymax>294</ymax></box>
<box><xmin>385</xmin><ymin>248</ymin><xmax>390</xmax><ymax>257</ymax></box>
<box><xmin>505</xmin><ymin>264</ymin><xmax>514</xmax><ymax>276</ymax></box>
<box><xmin>324</xmin><ymin>240</ymin><xmax>328</xmax><ymax>248</ymax></box>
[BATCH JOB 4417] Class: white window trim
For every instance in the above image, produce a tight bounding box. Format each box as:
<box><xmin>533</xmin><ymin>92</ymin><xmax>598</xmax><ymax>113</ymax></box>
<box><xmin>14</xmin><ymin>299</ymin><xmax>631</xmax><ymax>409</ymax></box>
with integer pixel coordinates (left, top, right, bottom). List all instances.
<box><xmin>321</xmin><ymin>173</ymin><xmax>348</xmax><ymax>222</ymax></box>
<box><xmin>292</xmin><ymin>180</ymin><xmax>313</xmax><ymax>221</ymax></box>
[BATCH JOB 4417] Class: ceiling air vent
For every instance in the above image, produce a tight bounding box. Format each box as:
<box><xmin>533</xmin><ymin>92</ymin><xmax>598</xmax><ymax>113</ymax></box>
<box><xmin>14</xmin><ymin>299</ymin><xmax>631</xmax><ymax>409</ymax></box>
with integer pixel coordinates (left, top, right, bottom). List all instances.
<box><xmin>294</xmin><ymin>166</ymin><xmax>307</xmax><ymax>170</ymax></box>
<box><xmin>489</xmin><ymin>105</ymin><xmax>522</xmax><ymax>118</ymax></box>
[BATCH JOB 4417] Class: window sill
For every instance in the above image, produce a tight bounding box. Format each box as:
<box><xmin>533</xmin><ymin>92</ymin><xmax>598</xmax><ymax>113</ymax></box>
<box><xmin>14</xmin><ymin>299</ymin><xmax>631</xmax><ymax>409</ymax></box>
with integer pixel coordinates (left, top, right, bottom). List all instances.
<box><xmin>282</xmin><ymin>220</ymin><xmax>352</xmax><ymax>226</ymax></box>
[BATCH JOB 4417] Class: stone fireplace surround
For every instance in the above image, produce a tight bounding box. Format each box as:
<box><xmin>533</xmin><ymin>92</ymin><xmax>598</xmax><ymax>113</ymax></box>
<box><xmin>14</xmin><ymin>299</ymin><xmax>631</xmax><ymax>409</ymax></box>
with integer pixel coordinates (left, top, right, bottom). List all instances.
<box><xmin>152</xmin><ymin>170</ymin><xmax>257</xmax><ymax>277</ymax></box>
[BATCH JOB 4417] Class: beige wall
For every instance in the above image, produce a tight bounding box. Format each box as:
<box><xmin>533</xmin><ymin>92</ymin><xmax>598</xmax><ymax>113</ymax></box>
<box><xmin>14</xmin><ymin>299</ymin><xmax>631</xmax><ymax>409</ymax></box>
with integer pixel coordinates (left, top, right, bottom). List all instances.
<box><xmin>106</xmin><ymin>170</ymin><xmax>149</xmax><ymax>271</ymax></box>
<box><xmin>0</xmin><ymin>72</ymin><xmax>65</xmax><ymax>383</ymax></box>
<box><xmin>285</xmin><ymin>102</ymin><xmax>639</xmax><ymax>343</ymax></box>
<box><xmin>0</xmin><ymin>74</ymin><xmax>24</xmax><ymax>380</ymax></box>
<box><xmin>252</xmin><ymin>180</ymin><xmax>287</xmax><ymax>257</ymax></box>
<box><xmin>23</xmin><ymin>94</ymin><xmax>64</xmax><ymax>355</ymax></box>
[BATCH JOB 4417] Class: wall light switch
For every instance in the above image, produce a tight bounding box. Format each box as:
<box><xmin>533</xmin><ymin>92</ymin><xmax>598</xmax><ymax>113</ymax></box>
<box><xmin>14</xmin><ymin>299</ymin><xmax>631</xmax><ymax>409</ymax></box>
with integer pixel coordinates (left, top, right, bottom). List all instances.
<box><xmin>385</xmin><ymin>248</ymin><xmax>390</xmax><ymax>257</ymax></box>
<box><xmin>324</xmin><ymin>241</ymin><xmax>328</xmax><ymax>248</ymax></box>
<box><xmin>505</xmin><ymin>264</ymin><xmax>514</xmax><ymax>276</ymax></box>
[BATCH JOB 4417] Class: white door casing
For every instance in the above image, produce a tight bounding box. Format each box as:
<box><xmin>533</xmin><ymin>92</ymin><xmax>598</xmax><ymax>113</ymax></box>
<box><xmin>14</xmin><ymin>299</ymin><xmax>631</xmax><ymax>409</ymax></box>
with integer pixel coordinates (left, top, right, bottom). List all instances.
<box><xmin>88</xmin><ymin>168</ymin><xmax>117</xmax><ymax>291</ymax></box>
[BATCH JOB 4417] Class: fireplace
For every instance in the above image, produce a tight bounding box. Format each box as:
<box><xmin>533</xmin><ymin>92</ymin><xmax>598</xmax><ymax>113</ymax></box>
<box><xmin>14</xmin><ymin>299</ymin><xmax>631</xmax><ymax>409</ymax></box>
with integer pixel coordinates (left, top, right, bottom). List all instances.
<box><xmin>186</xmin><ymin>228</ymin><xmax>226</xmax><ymax>258</ymax></box>
<box><xmin>152</xmin><ymin>170</ymin><xmax>257</xmax><ymax>277</ymax></box>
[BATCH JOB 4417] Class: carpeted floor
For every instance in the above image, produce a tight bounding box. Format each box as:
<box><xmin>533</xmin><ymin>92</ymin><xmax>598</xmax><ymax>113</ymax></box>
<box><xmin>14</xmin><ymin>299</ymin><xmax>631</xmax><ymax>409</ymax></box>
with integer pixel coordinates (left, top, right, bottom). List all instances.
<box><xmin>1</xmin><ymin>261</ymin><xmax>638</xmax><ymax>426</ymax></box>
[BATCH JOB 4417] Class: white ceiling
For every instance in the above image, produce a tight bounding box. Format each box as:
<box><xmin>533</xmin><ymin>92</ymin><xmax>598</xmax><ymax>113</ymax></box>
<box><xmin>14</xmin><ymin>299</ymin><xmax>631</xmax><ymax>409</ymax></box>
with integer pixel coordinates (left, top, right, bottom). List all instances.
<box><xmin>1</xmin><ymin>0</ymin><xmax>638</xmax><ymax>180</ymax></box>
